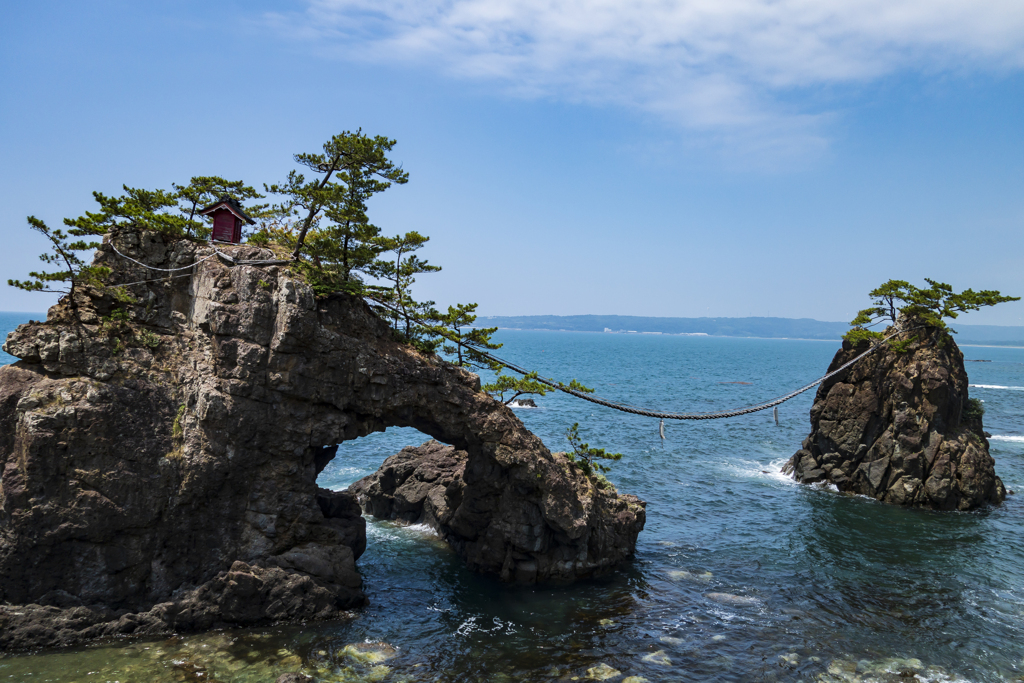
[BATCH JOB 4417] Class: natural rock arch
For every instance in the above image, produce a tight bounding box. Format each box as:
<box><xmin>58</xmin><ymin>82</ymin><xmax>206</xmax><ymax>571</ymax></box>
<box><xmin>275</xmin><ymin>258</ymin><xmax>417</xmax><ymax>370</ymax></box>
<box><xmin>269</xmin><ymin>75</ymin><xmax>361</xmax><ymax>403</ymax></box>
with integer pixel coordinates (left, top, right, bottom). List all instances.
<box><xmin>0</xmin><ymin>227</ymin><xmax>645</xmax><ymax>650</ymax></box>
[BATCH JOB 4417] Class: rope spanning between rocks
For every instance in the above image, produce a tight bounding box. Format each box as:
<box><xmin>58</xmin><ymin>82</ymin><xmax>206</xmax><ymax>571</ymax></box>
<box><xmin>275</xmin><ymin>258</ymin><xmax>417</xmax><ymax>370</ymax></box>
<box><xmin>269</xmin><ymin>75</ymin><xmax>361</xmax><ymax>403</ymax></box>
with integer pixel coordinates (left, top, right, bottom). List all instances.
<box><xmin>107</xmin><ymin>244</ymin><xmax>290</xmax><ymax>287</ymax></box>
<box><xmin>365</xmin><ymin>295</ymin><xmax>910</xmax><ymax>421</ymax></box>
<box><xmin>484</xmin><ymin>331</ymin><xmax>906</xmax><ymax>420</ymax></box>
<box><xmin>105</xmin><ymin>246</ymin><xmax>907</xmax><ymax>421</ymax></box>
<box><xmin>109</xmin><ymin>244</ymin><xmax>220</xmax><ymax>272</ymax></box>
<box><xmin>109</xmin><ymin>241</ymin><xmax>290</xmax><ymax>270</ymax></box>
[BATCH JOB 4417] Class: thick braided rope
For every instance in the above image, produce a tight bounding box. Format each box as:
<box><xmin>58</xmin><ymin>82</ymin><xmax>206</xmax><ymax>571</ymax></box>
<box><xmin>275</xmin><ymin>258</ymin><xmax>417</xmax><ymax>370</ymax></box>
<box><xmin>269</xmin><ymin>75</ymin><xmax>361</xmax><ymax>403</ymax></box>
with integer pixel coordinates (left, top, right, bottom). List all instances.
<box><xmin>109</xmin><ymin>244</ymin><xmax>219</xmax><ymax>272</ymax></box>
<box><xmin>365</xmin><ymin>295</ymin><xmax>907</xmax><ymax>421</ymax></box>
<box><xmin>461</xmin><ymin>329</ymin><xmax>905</xmax><ymax>420</ymax></box>
<box><xmin>486</xmin><ymin>331</ymin><xmax>903</xmax><ymax>420</ymax></box>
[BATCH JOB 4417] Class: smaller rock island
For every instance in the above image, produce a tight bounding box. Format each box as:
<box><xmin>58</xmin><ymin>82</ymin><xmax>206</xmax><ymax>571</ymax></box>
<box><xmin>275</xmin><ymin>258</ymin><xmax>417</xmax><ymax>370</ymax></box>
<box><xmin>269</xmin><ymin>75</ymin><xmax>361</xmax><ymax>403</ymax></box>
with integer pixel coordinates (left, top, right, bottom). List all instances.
<box><xmin>784</xmin><ymin>325</ymin><xmax>1005</xmax><ymax>510</ymax></box>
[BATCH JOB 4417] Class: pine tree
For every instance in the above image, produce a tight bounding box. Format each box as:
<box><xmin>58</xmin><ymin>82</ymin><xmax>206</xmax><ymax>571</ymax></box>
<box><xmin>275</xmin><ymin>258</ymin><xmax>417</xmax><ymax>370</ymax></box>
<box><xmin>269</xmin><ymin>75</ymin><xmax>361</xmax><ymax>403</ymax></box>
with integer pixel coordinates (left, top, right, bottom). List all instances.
<box><xmin>8</xmin><ymin>216</ymin><xmax>110</xmax><ymax>310</ymax></box>
<box><xmin>847</xmin><ymin>279</ymin><xmax>1019</xmax><ymax>343</ymax></box>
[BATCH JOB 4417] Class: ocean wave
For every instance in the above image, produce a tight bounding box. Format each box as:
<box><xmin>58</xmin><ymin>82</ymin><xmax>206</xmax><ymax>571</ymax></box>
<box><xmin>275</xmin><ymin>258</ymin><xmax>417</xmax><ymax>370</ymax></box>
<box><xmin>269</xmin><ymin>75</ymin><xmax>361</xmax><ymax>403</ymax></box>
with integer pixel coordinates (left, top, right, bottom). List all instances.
<box><xmin>989</xmin><ymin>435</ymin><xmax>1024</xmax><ymax>442</ymax></box>
<box><xmin>725</xmin><ymin>458</ymin><xmax>797</xmax><ymax>485</ymax></box>
<box><xmin>509</xmin><ymin>400</ymin><xmax>538</xmax><ymax>409</ymax></box>
<box><xmin>970</xmin><ymin>384</ymin><xmax>1024</xmax><ymax>390</ymax></box>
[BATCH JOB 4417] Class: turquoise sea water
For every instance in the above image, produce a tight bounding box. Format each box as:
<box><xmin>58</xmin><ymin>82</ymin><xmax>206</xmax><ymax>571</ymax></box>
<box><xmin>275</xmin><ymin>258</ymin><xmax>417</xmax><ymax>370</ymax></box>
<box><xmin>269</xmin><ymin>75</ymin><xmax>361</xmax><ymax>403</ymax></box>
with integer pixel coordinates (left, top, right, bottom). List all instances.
<box><xmin>1</xmin><ymin>316</ymin><xmax>1022</xmax><ymax>682</ymax></box>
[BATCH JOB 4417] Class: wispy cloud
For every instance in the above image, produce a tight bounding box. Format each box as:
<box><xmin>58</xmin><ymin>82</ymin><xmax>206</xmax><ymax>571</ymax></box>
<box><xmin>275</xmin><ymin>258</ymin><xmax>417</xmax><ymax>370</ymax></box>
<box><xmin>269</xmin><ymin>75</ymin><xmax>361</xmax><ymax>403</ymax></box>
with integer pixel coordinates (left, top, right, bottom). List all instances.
<box><xmin>265</xmin><ymin>0</ymin><xmax>1024</xmax><ymax>159</ymax></box>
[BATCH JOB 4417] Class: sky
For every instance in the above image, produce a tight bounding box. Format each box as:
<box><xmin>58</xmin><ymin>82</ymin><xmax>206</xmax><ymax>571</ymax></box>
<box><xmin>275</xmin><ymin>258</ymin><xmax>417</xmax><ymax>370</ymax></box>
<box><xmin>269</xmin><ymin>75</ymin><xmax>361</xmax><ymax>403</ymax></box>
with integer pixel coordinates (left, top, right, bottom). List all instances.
<box><xmin>1</xmin><ymin>0</ymin><xmax>1023</xmax><ymax>324</ymax></box>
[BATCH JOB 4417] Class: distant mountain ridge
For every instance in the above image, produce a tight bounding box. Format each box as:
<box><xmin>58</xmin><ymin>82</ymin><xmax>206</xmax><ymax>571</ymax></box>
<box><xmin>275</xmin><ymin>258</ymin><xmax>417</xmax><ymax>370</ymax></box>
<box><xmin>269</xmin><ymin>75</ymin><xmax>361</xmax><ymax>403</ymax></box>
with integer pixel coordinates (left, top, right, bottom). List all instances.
<box><xmin>475</xmin><ymin>315</ymin><xmax>1024</xmax><ymax>345</ymax></box>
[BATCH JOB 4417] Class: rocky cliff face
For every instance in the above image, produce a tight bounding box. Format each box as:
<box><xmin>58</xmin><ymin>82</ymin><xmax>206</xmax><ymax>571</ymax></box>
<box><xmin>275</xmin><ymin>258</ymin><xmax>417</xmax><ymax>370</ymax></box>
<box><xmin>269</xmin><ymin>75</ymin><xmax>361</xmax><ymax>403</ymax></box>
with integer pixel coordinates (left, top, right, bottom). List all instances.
<box><xmin>0</xmin><ymin>227</ymin><xmax>645</xmax><ymax>649</ymax></box>
<box><xmin>783</xmin><ymin>326</ymin><xmax>1004</xmax><ymax>510</ymax></box>
<box><xmin>349</xmin><ymin>440</ymin><xmax>645</xmax><ymax>583</ymax></box>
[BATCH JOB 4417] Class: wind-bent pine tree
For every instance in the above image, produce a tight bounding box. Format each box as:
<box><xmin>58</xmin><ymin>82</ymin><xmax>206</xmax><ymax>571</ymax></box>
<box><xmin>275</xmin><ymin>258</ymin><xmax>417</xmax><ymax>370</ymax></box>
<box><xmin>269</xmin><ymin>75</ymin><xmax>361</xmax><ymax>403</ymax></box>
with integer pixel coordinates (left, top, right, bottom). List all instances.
<box><xmin>483</xmin><ymin>371</ymin><xmax>552</xmax><ymax>404</ymax></box>
<box><xmin>431</xmin><ymin>303</ymin><xmax>502</xmax><ymax>371</ymax></box>
<box><xmin>847</xmin><ymin>278</ymin><xmax>1019</xmax><ymax>343</ymax></box>
<box><xmin>8</xmin><ymin>217</ymin><xmax>111</xmax><ymax>312</ymax></box>
<box><xmin>266</xmin><ymin>129</ymin><xmax>409</xmax><ymax>262</ymax></box>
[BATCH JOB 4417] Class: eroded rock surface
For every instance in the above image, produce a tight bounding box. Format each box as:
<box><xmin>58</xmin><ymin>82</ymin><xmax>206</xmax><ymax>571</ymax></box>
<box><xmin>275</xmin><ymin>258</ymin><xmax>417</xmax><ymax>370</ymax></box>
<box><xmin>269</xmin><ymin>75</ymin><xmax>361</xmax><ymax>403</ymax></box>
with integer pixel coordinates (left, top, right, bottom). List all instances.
<box><xmin>783</xmin><ymin>326</ymin><xmax>1004</xmax><ymax>510</ymax></box>
<box><xmin>0</xmin><ymin>226</ymin><xmax>645</xmax><ymax>649</ymax></box>
<box><xmin>350</xmin><ymin>440</ymin><xmax>646</xmax><ymax>582</ymax></box>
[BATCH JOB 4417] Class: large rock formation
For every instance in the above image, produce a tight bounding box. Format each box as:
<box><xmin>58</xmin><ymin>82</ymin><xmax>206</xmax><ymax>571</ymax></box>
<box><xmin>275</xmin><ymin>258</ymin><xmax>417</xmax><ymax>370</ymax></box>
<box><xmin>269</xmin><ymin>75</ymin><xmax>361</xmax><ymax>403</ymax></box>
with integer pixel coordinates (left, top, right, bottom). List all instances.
<box><xmin>349</xmin><ymin>440</ymin><xmax>645</xmax><ymax>583</ymax></box>
<box><xmin>0</xmin><ymin>227</ymin><xmax>645</xmax><ymax>649</ymax></box>
<box><xmin>783</xmin><ymin>326</ymin><xmax>1005</xmax><ymax>510</ymax></box>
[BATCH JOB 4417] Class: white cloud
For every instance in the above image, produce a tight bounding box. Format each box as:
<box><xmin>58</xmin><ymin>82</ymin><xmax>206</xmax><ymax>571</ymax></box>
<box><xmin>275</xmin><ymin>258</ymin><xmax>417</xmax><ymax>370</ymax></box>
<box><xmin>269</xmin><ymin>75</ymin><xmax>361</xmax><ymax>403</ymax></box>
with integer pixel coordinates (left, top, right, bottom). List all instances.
<box><xmin>266</xmin><ymin>0</ymin><xmax>1024</xmax><ymax>157</ymax></box>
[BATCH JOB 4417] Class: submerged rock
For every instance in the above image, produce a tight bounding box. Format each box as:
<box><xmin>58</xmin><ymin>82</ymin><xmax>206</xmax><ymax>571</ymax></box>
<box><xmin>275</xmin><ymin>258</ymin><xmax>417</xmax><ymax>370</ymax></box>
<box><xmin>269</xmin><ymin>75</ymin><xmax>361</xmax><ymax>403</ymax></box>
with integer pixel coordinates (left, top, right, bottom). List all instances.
<box><xmin>275</xmin><ymin>675</ymin><xmax>313</xmax><ymax>683</ymax></box>
<box><xmin>0</xmin><ymin>227</ymin><xmax>646</xmax><ymax>649</ymax></box>
<box><xmin>641</xmin><ymin>650</ymin><xmax>672</xmax><ymax>666</ymax></box>
<box><xmin>784</xmin><ymin>326</ymin><xmax>1004</xmax><ymax>510</ymax></box>
<box><xmin>349</xmin><ymin>440</ymin><xmax>646</xmax><ymax>582</ymax></box>
<box><xmin>705</xmin><ymin>592</ymin><xmax>761</xmax><ymax>607</ymax></box>
<box><xmin>586</xmin><ymin>662</ymin><xmax>622</xmax><ymax>680</ymax></box>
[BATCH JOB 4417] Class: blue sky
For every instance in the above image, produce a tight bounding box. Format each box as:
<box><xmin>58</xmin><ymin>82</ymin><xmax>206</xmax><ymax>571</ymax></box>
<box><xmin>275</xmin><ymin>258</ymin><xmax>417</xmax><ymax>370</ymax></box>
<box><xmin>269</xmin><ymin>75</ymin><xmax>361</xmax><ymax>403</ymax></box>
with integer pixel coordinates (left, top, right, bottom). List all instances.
<box><xmin>2</xmin><ymin>0</ymin><xmax>1022</xmax><ymax>324</ymax></box>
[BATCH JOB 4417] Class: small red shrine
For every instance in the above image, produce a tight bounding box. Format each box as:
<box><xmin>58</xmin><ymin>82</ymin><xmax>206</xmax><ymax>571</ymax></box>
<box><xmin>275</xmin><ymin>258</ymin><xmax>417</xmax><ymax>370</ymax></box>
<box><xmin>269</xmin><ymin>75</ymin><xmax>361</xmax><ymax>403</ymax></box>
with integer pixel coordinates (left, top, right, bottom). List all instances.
<box><xmin>198</xmin><ymin>196</ymin><xmax>255</xmax><ymax>244</ymax></box>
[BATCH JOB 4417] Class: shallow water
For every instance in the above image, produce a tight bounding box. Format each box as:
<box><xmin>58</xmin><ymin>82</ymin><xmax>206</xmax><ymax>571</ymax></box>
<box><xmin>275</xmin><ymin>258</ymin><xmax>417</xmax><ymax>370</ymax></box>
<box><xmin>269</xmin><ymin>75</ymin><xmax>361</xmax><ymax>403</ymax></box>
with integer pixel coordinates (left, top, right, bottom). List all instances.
<box><xmin>1</xmin><ymin>322</ymin><xmax>1022</xmax><ymax>682</ymax></box>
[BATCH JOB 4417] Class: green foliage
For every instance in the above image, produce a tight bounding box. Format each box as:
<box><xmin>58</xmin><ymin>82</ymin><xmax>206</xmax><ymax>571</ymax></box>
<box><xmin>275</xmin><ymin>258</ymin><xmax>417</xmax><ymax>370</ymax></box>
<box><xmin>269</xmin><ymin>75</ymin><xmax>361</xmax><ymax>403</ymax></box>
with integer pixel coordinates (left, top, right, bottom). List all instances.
<box><xmin>11</xmin><ymin>176</ymin><xmax>264</xmax><ymax>304</ymax></box>
<box><xmin>136</xmin><ymin>329</ymin><xmax>162</xmax><ymax>349</ymax></box>
<box><xmin>171</xmin><ymin>177</ymin><xmax>265</xmax><ymax>239</ymax></box>
<box><xmin>847</xmin><ymin>278</ymin><xmax>1019</xmax><ymax>338</ymax></box>
<box><xmin>172</xmin><ymin>404</ymin><xmax>186</xmax><ymax>441</ymax></box>
<box><xmin>266</xmin><ymin>129</ymin><xmax>408</xmax><ymax>264</ymax></box>
<box><xmin>483</xmin><ymin>371</ymin><xmax>552</xmax><ymax>404</ymax></box>
<box><xmin>7</xmin><ymin>216</ymin><xmax>111</xmax><ymax>307</ymax></box>
<box><xmin>565</xmin><ymin>422</ymin><xmax>623</xmax><ymax>476</ymax></box>
<box><xmin>98</xmin><ymin>288</ymin><xmax>160</xmax><ymax>351</ymax></box>
<box><xmin>558</xmin><ymin>378</ymin><xmax>596</xmax><ymax>394</ymax></box>
<box><xmin>368</xmin><ymin>230</ymin><xmax>442</xmax><ymax>345</ymax></box>
<box><xmin>888</xmin><ymin>335</ymin><xmax>917</xmax><ymax>354</ymax></box>
<box><xmin>111</xmin><ymin>287</ymin><xmax>137</xmax><ymax>305</ymax></box>
<box><xmin>843</xmin><ymin>327</ymin><xmax>884</xmax><ymax>346</ymax></box>
<box><xmin>962</xmin><ymin>397</ymin><xmax>985</xmax><ymax>422</ymax></box>
<box><xmin>64</xmin><ymin>185</ymin><xmax>187</xmax><ymax>237</ymax></box>
<box><xmin>430</xmin><ymin>302</ymin><xmax>502</xmax><ymax>370</ymax></box>
<box><xmin>62</xmin><ymin>178</ymin><xmax>264</xmax><ymax>240</ymax></box>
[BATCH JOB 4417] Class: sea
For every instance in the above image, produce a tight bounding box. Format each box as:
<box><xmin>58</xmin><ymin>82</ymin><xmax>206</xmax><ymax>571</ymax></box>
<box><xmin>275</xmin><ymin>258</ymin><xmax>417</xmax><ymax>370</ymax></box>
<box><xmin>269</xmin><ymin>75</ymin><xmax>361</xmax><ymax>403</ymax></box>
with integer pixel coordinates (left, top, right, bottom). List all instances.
<box><xmin>0</xmin><ymin>312</ymin><xmax>1022</xmax><ymax>682</ymax></box>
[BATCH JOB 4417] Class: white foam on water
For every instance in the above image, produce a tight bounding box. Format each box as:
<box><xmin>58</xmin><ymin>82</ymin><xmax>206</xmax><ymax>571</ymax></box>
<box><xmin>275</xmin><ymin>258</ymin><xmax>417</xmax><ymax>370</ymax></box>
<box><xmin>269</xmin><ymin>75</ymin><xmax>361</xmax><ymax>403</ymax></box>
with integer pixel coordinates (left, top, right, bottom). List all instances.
<box><xmin>365</xmin><ymin>519</ymin><xmax>441</xmax><ymax>542</ymax></box>
<box><xmin>970</xmin><ymin>384</ymin><xmax>1024</xmax><ymax>391</ymax></box>
<box><xmin>989</xmin><ymin>435</ymin><xmax>1024</xmax><ymax>442</ymax></box>
<box><xmin>725</xmin><ymin>458</ymin><xmax>797</xmax><ymax>486</ymax></box>
<box><xmin>509</xmin><ymin>400</ymin><xmax>538</xmax><ymax>409</ymax></box>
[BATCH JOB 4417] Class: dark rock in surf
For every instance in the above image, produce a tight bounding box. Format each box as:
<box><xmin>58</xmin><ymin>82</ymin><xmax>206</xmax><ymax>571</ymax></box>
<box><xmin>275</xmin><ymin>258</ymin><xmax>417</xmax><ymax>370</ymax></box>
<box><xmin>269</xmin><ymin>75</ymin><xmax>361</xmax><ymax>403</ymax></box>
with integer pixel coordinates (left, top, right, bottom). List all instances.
<box><xmin>783</xmin><ymin>325</ymin><xmax>1004</xmax><ymax>510</ymax></box>
<box><xmin>0</xmin><ymin>226</ymin><xmax>645</xmax><ymax>649</ymax></box>
<box><xmin>350</xmin><ymin>440</ymin><xmax>646</xmax><ymax>582</ymax></box>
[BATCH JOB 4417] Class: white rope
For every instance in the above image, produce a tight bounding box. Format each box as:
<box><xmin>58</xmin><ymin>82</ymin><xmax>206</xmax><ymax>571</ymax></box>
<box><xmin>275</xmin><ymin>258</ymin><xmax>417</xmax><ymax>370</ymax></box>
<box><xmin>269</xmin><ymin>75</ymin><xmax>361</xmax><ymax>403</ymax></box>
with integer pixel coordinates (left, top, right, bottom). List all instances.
<box><xmin>109</xmin><ymin>244</ymin><xmax>219</xmax><ymax>272</ymax></box>
<box><xmin>108</xmin><ymin>244</ymin><xmax>289</xmax><ymax>286</ymax></box>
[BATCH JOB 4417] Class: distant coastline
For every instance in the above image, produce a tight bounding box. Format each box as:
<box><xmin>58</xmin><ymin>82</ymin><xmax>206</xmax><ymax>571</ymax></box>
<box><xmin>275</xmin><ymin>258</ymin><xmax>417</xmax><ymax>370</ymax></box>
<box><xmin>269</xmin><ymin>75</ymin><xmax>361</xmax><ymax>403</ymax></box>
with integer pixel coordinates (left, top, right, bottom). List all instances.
<box><xmin>477</xmin><ymin>314</ymin><xmax>1024</xmax><ymax>346</ymax></box>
